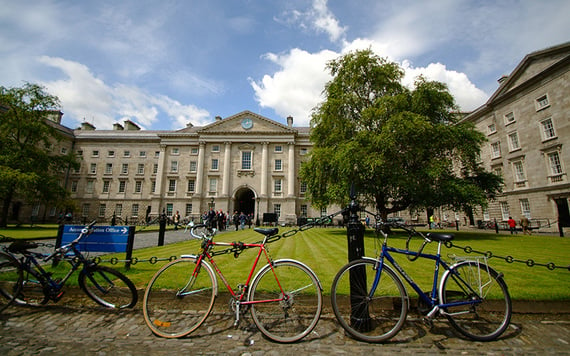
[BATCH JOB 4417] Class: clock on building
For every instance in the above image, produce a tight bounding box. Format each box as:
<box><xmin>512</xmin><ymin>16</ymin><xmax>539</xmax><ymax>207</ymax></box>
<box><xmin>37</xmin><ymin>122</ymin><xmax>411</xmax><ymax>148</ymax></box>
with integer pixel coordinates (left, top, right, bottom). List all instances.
<box><xmin>241</xmin><ymin>118</ymin><xmax>253</xmax><ymax>130</ymax></box>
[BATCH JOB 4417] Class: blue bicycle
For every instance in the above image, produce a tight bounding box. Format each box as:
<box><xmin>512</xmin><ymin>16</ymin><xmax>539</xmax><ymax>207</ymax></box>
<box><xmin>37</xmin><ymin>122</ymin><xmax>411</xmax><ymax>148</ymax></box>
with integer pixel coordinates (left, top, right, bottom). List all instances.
<box><xmin>330</xmin><ymin>216</ymin><xmax>512</xmax><ymax>342</ymax></box>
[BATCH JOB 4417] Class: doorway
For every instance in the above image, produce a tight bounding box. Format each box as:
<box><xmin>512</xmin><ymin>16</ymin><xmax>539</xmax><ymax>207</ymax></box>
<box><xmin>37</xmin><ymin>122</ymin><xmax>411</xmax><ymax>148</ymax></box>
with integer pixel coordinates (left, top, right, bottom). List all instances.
<box><xmin>234</xmin><ymin>188</ymin><xmax>255</xmax><ymax>215</ymax></box>
<box><xmin>555</xmin><ymin>198</ymin><xmax>570</xmax><ymax>227</ymax></box>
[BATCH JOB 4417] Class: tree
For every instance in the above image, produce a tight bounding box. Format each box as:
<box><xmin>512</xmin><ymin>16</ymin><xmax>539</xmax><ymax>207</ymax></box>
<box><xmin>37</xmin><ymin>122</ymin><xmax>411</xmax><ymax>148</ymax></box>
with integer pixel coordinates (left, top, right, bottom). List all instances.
<box><xmin>300</xmin><ymin>49</ymin><xmax>502</xmax><ymax>218</ymax></box>
<box><xmin>0</xmin><ymin>83</ymin><xmax>78</xmax><ymax>227</ymax></box>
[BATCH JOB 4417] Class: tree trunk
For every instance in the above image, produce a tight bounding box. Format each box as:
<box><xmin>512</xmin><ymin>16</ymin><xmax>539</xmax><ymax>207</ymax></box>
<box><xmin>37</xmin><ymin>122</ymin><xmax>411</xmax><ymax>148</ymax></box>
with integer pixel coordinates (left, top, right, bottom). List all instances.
<box><xmin>1</xmin><ymin>187</ymin><xmax>14</xmax><ymax>227</ymax></box>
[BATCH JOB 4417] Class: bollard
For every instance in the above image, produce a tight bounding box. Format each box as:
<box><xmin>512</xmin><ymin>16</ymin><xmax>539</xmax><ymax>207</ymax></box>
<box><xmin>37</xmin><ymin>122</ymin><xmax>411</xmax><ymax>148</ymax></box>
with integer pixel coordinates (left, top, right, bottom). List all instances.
<box><xmin>158</xmin><ymin>212</ymin><xmax>166</xmax><ymax>246</ymax></box>
<box><xmin>346</xmin><ymin>196</ymin><xmax>370</xmax><ymax>331</ymax></box>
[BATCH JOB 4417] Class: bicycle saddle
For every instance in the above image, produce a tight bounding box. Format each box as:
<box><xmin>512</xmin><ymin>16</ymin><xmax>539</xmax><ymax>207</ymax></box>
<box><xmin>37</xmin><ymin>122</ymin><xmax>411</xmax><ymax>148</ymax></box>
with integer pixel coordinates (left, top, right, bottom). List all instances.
<box><xmin>426</xmin><ymin>232</ymin><xmax>454</xmax><ymax>242</ymax></box>
<box><xmin>253</xmin><ymin>228</ymin><xmax>279</xmax><ymax>237</ymax></box>
<box><xmin>8</xmin><ymin>240</ymin><xmax>39</xmax><ymax>253</ymax></box>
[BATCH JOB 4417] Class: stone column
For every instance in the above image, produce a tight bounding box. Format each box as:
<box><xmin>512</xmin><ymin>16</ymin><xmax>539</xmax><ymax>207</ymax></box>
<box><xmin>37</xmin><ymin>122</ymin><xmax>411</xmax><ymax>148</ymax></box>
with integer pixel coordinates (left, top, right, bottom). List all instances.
<box><xmin>222</xmin><ymin>141</ymin><xmax>231</xmax><ymax>197</ymax></box>
<box><xmin>288</xmin><ymin>142</ymin><xmax>295</xmax><ymax>197</ymax></box>
<box><xmin>261</xmin><ymin>142</ymin><xmax>268</xmax><ymax>197</ymax></box>
<box><xmin>195</xmin><ymin>141</ymin><xmax>205</xmax><ymax>196</ymax></box>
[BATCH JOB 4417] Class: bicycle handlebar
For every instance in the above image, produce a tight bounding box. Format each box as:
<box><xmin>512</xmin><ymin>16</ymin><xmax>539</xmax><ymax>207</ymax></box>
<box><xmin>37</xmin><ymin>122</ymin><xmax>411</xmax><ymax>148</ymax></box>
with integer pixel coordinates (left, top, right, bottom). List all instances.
<box><xmin>186</xmin><ymin>222</ymin><xmax>216</xmax><ymax>240</ymax></box>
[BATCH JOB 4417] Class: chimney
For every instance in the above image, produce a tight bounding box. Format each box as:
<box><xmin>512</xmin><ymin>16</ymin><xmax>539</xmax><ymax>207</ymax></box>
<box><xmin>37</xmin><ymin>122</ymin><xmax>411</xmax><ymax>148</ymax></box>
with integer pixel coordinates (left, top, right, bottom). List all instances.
<box><xmin>186</xmin><ymin>122</ymin><xmax>194</xmax><ymax>128</ymax></box>
<box><xmin>498</xmin><ymin>75</ymin><xmax>509</xmax><ymax>84</ymax></box>
<box><xmin>287</xmin><ymin>116</ymin><xmax>293</xmax><ymax>127</ymax></box>
<box><xmin>81</xmin><ymin>121</ymin><xmax>96</xmax><ymax>131</ymax></box>
<box><xmin>215</xmin><ymin>115</ymin><xmax>222</xmax><ymax>121</ymax></box>
<box><xmin>124</xmin><ymin>120</ymin><xmax>141</xmax><ymax>131</ymax></box>
<box><xmin>113</xmin><ymin>123</ymin><xmax>124</xmax><ymax>130</ymax></box>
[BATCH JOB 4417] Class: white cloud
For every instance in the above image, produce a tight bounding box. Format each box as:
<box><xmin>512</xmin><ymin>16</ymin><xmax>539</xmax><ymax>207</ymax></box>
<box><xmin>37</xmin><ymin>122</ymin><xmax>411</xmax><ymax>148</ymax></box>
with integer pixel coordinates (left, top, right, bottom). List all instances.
<box><xmin>38</xmin><ymin>56</ymin><xmax>210</xmax><ymax>130</ymax></box>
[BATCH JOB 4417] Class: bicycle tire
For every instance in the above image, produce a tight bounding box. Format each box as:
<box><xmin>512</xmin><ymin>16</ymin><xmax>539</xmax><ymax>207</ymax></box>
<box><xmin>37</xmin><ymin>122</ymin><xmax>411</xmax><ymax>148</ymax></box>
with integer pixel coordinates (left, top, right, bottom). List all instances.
<box><xmin>79</xmin><ymin>265</ymin><xmax>138</xmax><ymax>309</ymax></box>
<box><xmin>0</xmin><ymin>251</ymin><xmax>24</xmax><ymax>312</ymax></box>
<box><xmin>440</xmin><ymin>260</ymin><xmax>512</xmax><ymax>341</ymax></box>
<box><xmin>331</xmin><ymin>258</ymin><xmax>408</xmax><ymax>343</ymax></box>
<box><xmin>143</xmin><ymin>258</ymin><xmax>217</xmax><ymax>338</ymax></box>
<box><xmin>248</xmin><ymin>259</ymin><xmax>322</xmax><ymax>343</ymax></box>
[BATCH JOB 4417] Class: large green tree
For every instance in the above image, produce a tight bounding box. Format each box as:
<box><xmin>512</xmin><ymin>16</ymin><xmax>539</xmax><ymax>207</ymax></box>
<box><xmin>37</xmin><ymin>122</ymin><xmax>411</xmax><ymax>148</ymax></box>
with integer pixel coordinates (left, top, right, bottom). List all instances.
<box><xmin>300</xmin><ymin>49</ymin><xmax>502</xmax><ymax>218</ymax></box>
<box><xmin>0</xmin><ymin>83</ymin><xmax>78</xmax><ymax>226</ymax></box>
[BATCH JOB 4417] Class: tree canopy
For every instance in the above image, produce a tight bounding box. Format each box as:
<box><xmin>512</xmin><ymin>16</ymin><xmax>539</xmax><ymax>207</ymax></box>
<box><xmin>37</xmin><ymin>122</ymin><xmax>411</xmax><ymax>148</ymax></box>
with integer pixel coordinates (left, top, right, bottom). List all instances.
<box><xmin>0</xmin><ymin>83</ymin><xmax>78</xmax><ymax>226</ymax></box>
<box><xmin>300</xmin><ymin>49</ymin><xmax>502</xmax><ymax>218</ymax></box>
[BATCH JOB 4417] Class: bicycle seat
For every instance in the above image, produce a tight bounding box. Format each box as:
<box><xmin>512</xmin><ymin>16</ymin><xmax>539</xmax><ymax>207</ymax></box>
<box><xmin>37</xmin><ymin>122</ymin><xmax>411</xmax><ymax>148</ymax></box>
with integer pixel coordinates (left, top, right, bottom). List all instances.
<box><xmin>253</xmin><ymin>228</ymin><xmax>279</xmax><ymax>237</ymax></box>
<box><xmin>8</xmin><ymin>240</ymin><xmax>39</xmax><ymax>253</ymax></box>
<box><xmin>426</xmin><ymin>232</ymin><xmax>454</xmax><ymax>242</ymax></box>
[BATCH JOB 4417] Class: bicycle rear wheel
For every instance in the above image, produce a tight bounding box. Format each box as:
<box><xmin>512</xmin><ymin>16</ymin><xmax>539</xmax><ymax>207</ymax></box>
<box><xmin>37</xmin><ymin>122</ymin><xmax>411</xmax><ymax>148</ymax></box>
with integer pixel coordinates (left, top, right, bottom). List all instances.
<box><xmin>0</xmin><ymin>252</ymin><xmax>23</xmax><ymax>312</ymax></box>
<box><xmin>440</xmin><ymin>260</ymin><xmax>512</xmax><ymax>341</ymax></box>
<box><xmin>331</xmin><ymin>258</ymin><xmax>408</xmax><ymax>343</ymax></box>
<box><xmin>143</xmin><ymin>258</ymin><xmax>217</xmax><ymax>338</ymax></box>
<box><xmin>248</xmin><ymin>259</ymin><xmax>322</xmax><ymax>343</ymax></box>
<box><xmin>79</xmin><ymin>265</ymin><xmax>138</xmax><ymax>309</ymax></box>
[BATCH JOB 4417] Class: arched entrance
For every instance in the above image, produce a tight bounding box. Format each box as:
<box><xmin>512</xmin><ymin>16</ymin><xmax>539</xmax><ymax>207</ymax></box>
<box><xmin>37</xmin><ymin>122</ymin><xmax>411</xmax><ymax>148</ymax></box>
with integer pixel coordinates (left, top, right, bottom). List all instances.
<box><xmin>234</xmin><ymin>188</ymin><xmax>255</xmax><ymax>215</ymax></box>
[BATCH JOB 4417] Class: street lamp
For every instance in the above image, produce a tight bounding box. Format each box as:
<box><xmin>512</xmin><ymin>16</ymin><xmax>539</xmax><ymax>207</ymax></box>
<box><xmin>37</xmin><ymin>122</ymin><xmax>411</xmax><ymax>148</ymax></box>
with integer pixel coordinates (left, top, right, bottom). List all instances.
<box><xmin>210</xmin><ymin>197</ymin><xmax>215</xmax><ymax>210</ymax></box>
<box><xmin>256</xmin><ymin>197</ymin><xmax>260</xmax><ymax>226</ymax></box>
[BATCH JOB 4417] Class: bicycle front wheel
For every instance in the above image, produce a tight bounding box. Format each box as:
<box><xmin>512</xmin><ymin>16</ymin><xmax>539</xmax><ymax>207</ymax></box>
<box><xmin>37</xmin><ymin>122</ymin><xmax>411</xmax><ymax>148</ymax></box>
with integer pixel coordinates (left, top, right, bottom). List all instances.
<box><xmin>331</xmin><ymin>258</ymin><xmax>408</xmax><ymax>343</ymax></box>
<box><xmin>249</xmin><ymin>259</ymin><xmax>322</xmax><ymax>343</ymax></box>
<box><xmin>0</xmin><ymin>252</ymin><xmax>23</xmax><ymax>312</ymax></box>
<box><xmin>440</xmin><ymin>260</ymin><xmax>512</xmax><ymax>341</ymax></box>
<box><xmin>79</xmin><ymin>265</ymin><xmax>138</xmax><ymax>309</ymax></box>
<box><xmin>143</xmin><ymin>258</ymin><xmax>216</xmax><ymax>338</ymax></box>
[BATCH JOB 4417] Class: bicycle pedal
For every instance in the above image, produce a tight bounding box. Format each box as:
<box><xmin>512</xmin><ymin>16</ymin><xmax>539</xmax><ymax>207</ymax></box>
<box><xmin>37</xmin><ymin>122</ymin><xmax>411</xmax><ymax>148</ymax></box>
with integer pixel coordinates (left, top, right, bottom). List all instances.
<box><xmin>422</xmin><ymin>317</ymin><xmax>434</xmax><ymax>329</ymax></box>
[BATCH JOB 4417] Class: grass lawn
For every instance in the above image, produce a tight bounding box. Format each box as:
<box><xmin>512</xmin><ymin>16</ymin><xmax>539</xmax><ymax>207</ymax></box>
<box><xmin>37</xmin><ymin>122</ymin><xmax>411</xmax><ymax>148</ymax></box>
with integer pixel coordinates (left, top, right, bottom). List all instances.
<box><xmin>2</xmin><ymin>225</ymin><xmax>569</xmax><ymax>301</ymax></box>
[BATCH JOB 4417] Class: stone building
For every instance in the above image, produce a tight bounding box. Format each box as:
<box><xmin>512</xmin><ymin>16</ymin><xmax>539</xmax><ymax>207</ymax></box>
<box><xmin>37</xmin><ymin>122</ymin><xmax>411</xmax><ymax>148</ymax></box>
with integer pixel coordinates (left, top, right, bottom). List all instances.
<box><xmin>456</xmin><ymin>42</ymin><xmax>570</xmax><ymax>234</ymax></box>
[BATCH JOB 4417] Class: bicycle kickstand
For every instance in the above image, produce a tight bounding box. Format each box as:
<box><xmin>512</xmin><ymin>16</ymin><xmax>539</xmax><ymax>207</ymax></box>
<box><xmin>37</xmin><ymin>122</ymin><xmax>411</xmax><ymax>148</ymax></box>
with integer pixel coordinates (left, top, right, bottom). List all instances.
<box><xmin>423</xmin><ymin>306</ymin><xmax>440</xmax><ymax>328</ymax></box>
<box><xmin>233</xmin><ymin>301</ymin><xmax>241</xmax><ymax>327</ymax></box>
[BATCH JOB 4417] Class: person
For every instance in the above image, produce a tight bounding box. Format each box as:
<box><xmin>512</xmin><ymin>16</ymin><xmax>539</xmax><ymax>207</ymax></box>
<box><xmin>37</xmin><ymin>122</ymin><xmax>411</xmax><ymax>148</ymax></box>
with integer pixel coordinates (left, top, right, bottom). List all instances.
<box><xmin>507</xmin><ymin>217</ymin><xmax>517</xmax><ymax>234</ymax></box>
<box><xmin>232</xmin><ymin>211</ymin><xmax>239</xmax><ymax>231</ymax></box>
<box><xmin>520</xmin><ymin>216</ymin><xmax>532</xmax><ymax>235</ymax></box>
<box><xmin>429</xmin><ymin>215</ymin><xmax>435</xmax><ymax>229</ymax></box>
<box><xmin>173</xmin><ymin>211</ymin><xmax>180</xmax><ymax>230</ymax></box>
<box><xmin>365</xmin><ymin>215</ymin><xmax>370</xmax><ymax>227</ymax></box>
<box><xmin>239</xmin><ymin>212</ymin><xmax>247</xmax><ymax>230</ymax></box>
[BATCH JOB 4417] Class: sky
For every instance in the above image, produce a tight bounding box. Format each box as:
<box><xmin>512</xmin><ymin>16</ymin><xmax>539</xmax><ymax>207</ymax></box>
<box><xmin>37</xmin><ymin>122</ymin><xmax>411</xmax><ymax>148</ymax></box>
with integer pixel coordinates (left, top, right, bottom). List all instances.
<box><xmin>1</xmin><ymin>0</ymin><xmax>569</xmax><ymax>131</ymax></box>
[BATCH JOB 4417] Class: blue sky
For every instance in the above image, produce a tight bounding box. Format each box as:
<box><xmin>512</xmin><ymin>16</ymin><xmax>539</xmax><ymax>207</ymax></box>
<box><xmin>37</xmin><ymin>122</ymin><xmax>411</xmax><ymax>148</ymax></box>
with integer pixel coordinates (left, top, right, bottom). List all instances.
<box><xmin>1</xmin><ymin>0</ymin><xmax>569</xmax><ymax>130</ymax></box>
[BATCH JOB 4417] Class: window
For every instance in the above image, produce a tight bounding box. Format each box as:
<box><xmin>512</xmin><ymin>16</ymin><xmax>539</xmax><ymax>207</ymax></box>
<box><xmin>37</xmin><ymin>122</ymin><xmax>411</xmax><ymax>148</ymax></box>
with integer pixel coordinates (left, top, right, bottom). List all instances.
<box><xmin>507</xmin><ymin>132</ymin><xmax>520</xmax><ymax>152</ymax></box>
<box><xmin>153</xmin><ymin>163</ymin><xmax>158</xmax><ymax>174</ymax></box>
<box><xmin>123</xmin><ymin>150</ymin><xmax>130</xmax><ymax>157</ymax></box>
<box><xmin>77</xmin><ymin>150</ymin><xmax>83</xmax><ymax>156</ymax></box>
<box><xmin>89</xmin><ymin>163</ymin><xmax>97</xmax><ymax>174</ymax></box>
<box><xmin>154</xmin><ymin>151</ymin><xmax>160</xmax><ymax>158</ymax></box>
<box><xmin>121</xmin><ymin>163</ymin><xmax>128</xmax><ymax>175</ymax></box>
<box><xmin>86</xmin><ymin>180</ymin><xmax>94</xmax><ymax>194</ymax></box>
<box><xmin>504</xmin><ymin>112</ymin><xmax>515</xmax><ymax>125</ymax></box>
<box><xmin>105</xmin><ymin>163</ymin><xmax>113</xmax><ymax>175</ymax></box>
<box><xmin>500</xmin><ymin>202</ymin><xmax>509</xmax><ymax>221</ymax></box>
<box><xmin>137</xmin><ymin>163</ymin><xmax>145</xmax><ymax>175</ymax></box>
<box><xmin>71</xmin><ymin>181</ymin><xmax>78</xmax><ymax>193</ymax></box>
<box><xmin>61</xmin><ymin>147</ymin><xmax>67</xmax><ymax>154</ymax></box>
<box><xmin>482</xmin><ymin>208</ymin><xmax>490</xmax><ymax>221</ymax></box>
<box><xmin>209</xmin><ymin>178</ymin><xmax>217</xmax><ymax>193</ymax></box>
<box><xmin>132</xmin><ymin>204</ymin><xmax>139</xmax><ymax>218</ymax></box>
<box><xmin>321</xmin><ymin>207</ymin><xmax>327</xmax><ymax>216</ymax></box>
<box><xmin>185</xmin><ymin>204</ymin><xmax>193</xmax><ymax>216</ymax></box>
<box><xmin>191</xmin><ymin>147</ymin><xmax>198</xmax><ymax>155</ymax></box>
<box><xmin>300</xmin><ymin>181</ymin><xmax>307</xmax><ymax>194</ymax></box>
<box><xmin>520</xmin><ymin>199</ymin><xmax>531</xmax><ymax>219</ymax></box>
<box><xmin>189</xmin><ymin>161</ymin><xmax>197</xmax><ymax>172</ymax></box>
<box><xmin>547</xmin><ymin>151</ymin><xmax>565</xmax><ymax>183</ymax></box>
<box><xmin>212</xmin><ymin>145</ymin><xmax>220</xmax><ymax>152</ymax></box>
<box><xmin>300</xmin><ymin>148</ymin><xmax>308</xmax><ymax>155</ymax></box>
<box><xmin>170</xmin><ymin>160</ymin><xmax>178</xmax><ymax>173</ymax></box>
<box><xmin>98</xmin><ymin>204</ymin><xmax>106</xmax><ymax>218</ymax></box>
<box><xmin>512</xmin><ymin>160</ymin><xmax>526</xmax><ymax>183</ymax></box>
<box><xmin>115</xmin><ymin>204</ymin><xmax>123</xmax><ymax>217</ymax></box>
<box><xmin>151</xmin><ymin>180</ymin><xmax>156</xmax><ymax>193</ymax></box>
<box><xmin>92</xmin><ymin>150</ymin><xmax>99</xmax><ymax>157</ymax></box>
<box><xmin>172</xmin><ymin>147</ymin><xmax>179</xmax><ymax>155</ymax></box>
<box><xmin>168</xmin><ymin>179</ymin><xmax>176</xmax><ymax>192</ymax></box>
<box><xmin>134</xmin><ymin>180</ymin><xmax>142</xmax><ymax>193</ymax></box>
<box><xmin>273</xmin><ymin>204</ymin><xmax>281</xmax><ymax>218</ymax></box>
<box><xmin>107</xmin><ymin>150</ymin><xmax>115</xmax><ymax>157</ymax></box>
<box><xmin>82</xmin><ymin>203</ymin><xmax>90</xmax><ymax>218</ymax></box>
<box><xmin>187</xmin><ymin>179</ymin><xmax>195</xmax><ymax>192</ymax></box>
<box><xmin>487</xmin><ymin>123</ymin><xmax>497</xmax><ymax>135</ymax></box>
<box><xmin>211</xmin><ymin>159</ymin><xmax>219</xmax><ymax>170</ymax></box>
<box><xmin>102</xmin><ymin>180</ymin><xmax>110</xmax><ymax>193</ymax></box>
<box><xmin>491</xmin><ymin>142</ymin><xmax>501</xmax><ymax>159</ymax></box>
<box><xmin>118</xmin><ymin>180</ymin><xmax>126</xmax><ymax>193</ymax></box>
<box><xmin>138</xmin><ymin>151</ymin><xmax>146</xmax><ymax>157</ymax></box>
<box><xmin>274</xmin><ymin>159</ymin><xmax>282</xmax><ymax>171</ymax></box>
<box><xmin>300</xmin><ymin>204</ymin><xmax>308</xmax><ymax>217</ymax></box>
<box><xmin>540</xmin><ymin>118</ymin><xmax>556</xmax><ymax>141</ymax></box>
<box><xmin>535</xmin><ymin>94</ymin><xmax>550</xmax><ymax>111</ymax></box>
<box><xmin>275</xmin><ymin>145</ymin><xmax>283</xmax><ymax>153</ymax></box>
<box><xmin>166</xmin><ymin>204</ymin><xmax>173</xmax><ymax>217</ymax></box>
<box><xmin>242</xmin><ymin>151</ymin><xmax>252</xmax><ymax>170</ymax></box>
<box><xmin>274</xmin><ymin>179</ymin><xmax>282</xmax><ymax>193</ymax></box>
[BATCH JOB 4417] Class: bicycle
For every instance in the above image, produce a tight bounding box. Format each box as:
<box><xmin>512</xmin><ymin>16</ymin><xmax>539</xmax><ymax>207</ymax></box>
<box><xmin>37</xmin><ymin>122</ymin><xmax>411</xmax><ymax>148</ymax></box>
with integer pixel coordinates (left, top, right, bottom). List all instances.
<box><xmin>0</xmin><ymin>249</ymin><xmax>22</xmax><ymax>312</ymax></box>
<box><xmin>0</xmin><ymin>221</ymin><xmax>138</xmax><ymax>309</ymax></box>
<box><xmin>143</xmin><ymin>223</ymin><xmax>323</xmax><ymax>343</ymax></box>
<box><xmin>330</xmin><ymin>214</ymin><xmax>512</xmax><ymax>343</ymax></box>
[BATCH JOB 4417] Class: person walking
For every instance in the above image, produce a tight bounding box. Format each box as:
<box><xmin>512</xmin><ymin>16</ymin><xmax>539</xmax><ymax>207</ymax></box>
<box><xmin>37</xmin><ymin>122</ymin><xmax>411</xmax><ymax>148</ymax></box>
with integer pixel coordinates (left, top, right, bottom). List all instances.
<box><xmin>173</xmin><ymin>211</ymin><xmax>180</xmax><ymax>230</ymax></box>
<box><xmin>521</xmin><ymin>216</ymin><xmax>532</xmax><ymax>235</ymax></box>
<box><xmin>507</xmin><ymin>217</ymin><xmax>517</xmax><ymax>234</ymax></box>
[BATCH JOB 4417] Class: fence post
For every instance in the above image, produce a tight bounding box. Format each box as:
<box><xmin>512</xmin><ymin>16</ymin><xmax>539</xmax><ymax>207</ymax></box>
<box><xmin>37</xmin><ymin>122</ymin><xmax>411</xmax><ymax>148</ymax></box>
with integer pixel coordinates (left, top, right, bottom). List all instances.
<box><xmin>346</xmin><ymin>191</ymin><xmax>370</xmax><ymax>331</ymax></box>
<box><xmin>158</xmin><ymin>211</ymin><xmax>166</xmax><ymax>246</ymax></box>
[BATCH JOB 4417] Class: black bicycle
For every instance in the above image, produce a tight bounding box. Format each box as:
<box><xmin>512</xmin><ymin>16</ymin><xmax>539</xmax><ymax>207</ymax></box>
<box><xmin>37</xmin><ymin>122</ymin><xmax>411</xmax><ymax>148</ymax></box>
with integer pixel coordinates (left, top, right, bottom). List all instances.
<box><xmin>0</xmin><ymin>221</ymin><xmax>137</xmax><ymax>309</ymax></box>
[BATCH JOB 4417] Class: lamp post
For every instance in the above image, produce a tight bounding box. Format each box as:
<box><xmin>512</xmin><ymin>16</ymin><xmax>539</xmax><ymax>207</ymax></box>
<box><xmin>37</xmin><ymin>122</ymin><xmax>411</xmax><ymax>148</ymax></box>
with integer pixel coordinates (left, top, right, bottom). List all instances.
<box><xmin>255</xmin><ymin>197</ymin><xmax>260</xmax><ymax>226</ymax></box>
<box><xmin>209</xmin><ymin>197</ymin><xmax>215</xmax><ymax>210</ymax></box>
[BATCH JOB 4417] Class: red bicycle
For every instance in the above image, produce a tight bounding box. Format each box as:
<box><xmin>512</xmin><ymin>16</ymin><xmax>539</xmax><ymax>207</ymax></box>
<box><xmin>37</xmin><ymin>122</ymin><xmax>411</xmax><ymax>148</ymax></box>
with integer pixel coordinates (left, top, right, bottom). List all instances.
<box><xmin>142</xmin><ymin>223</ymin><xmax>322</xmax><ymax>343</ymax></box>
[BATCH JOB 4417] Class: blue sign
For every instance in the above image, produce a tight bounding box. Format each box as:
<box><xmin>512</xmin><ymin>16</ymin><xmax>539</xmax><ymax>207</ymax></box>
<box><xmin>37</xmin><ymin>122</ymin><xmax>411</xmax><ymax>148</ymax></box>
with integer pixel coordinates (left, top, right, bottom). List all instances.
<box><xmin>61</xmin><ymin>225</ymin><xmax>133</xmax><ymax>253</ymax></box>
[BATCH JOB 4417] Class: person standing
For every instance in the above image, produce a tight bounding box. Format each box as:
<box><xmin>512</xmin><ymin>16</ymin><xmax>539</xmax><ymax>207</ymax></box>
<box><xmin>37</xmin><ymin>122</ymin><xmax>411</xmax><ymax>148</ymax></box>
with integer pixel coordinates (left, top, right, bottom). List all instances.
<box><xmin>507</xmin><ymin>217</ymin><xmax>517</xmax><ymax>234</ymax></box>
<box><xmin>173</xmin><ymin>211</ymin><xmax>180</xmax><ymax>230</ymax></box>
<box><xmin>520</xmin><ymin>216</ymin><xmax>532</xmax><ymax>235</ymax></box>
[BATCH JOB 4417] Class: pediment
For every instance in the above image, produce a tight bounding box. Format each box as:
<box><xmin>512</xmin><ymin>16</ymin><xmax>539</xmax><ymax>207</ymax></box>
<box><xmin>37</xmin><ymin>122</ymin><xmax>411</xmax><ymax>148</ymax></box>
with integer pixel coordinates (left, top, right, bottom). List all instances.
<box><xmin>197</xmin><ymin>111</ymin><xmax>295</xmax><ymax>134</ymax></box>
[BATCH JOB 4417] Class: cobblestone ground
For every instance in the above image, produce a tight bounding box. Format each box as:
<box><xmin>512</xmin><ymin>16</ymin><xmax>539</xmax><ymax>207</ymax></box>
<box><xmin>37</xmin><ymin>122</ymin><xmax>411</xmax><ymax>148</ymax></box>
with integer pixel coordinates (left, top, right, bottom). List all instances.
<box><xmin>1</xmin><ymin>295</ymin><xmax>569</xmax><ymax>356</ymax></box>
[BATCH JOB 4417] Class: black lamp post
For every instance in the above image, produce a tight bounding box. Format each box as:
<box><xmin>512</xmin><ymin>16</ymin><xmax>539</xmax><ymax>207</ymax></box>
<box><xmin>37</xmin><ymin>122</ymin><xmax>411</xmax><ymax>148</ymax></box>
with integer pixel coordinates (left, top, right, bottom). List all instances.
<box><xmin>210</xmin><ymin>197</ymin><xmax>215</xmax><ymax>210</ymax></box>
<box><xmin>255</xmin><ymin>197</ymin><xmax>260</xmax><ymax>226</ymax></box>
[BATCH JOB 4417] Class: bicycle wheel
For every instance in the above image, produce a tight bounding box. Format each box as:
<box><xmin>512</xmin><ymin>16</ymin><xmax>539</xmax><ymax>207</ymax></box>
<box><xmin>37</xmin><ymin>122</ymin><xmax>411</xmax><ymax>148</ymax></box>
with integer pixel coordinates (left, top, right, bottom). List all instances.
<box><xmin>79</xmin><ymin>265</ymin><xmax>138</xmax><ymax>309</ymax></box>
<box><xmin>331</xmin><ymin>258</ymin><xmax>408</xmax><ymax>343</ymax></box>
<box><xmin>16</xmin><ymin>266</ymin><xmax>49</xmax><ymax>306</ymax></box>
<box><xmin>248</xmin><ymin>259</ymin><xmax>322</xmax><ymax>343</ymax></box>
<box><xmin>0</xmin><ymin>252</ymin><xmax>23</xmax><ymax>312</ymax></box>
<box><xmin>143</xmin><ymin>258</ymin><xmax>217</xmax><ymax>338</ymax></box>
<box><xmin>440</xmin><ymin>260</ymin><xmax>512</xmax><ymax>341</ymax></box>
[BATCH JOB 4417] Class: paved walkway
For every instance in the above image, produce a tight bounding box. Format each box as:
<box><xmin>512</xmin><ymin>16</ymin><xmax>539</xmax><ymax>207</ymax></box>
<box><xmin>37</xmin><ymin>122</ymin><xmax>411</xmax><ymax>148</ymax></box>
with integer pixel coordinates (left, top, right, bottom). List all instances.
<box><xmin>1</xmin><ymin>229</ymin><xmax>569</xmax><ymax>355</ymax></box>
